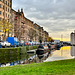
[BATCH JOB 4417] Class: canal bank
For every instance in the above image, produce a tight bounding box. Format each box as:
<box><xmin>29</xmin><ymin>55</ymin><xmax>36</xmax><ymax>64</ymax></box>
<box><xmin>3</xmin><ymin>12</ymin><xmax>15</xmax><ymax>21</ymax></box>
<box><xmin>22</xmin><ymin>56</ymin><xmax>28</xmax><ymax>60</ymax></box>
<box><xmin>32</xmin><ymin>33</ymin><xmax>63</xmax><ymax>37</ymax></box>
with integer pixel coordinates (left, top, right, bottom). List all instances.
<box><xmin>0</xmin><ymin>45</ymin><xmax>38</xmax><ymax>67</ymax></box>
<box><xmin>0</xmin><ymin>59</ymin><xmax>75</xmax><ymax>75</ymax></box>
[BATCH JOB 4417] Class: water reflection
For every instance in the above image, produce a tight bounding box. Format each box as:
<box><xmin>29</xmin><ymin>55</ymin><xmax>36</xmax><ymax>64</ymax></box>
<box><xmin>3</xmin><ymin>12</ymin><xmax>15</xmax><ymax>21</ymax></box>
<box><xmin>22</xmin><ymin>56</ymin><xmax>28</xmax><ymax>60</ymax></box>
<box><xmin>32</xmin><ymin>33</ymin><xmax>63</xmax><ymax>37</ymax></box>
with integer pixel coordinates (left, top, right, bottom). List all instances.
<box><xmin>60</xmin><ymin>46</ymin><xmax>71</xmax><ymax>58</ymax></box>
<box><xmin>0</xmin><ymin>46</ymin><xmax>73</xmax><ymax>67</ymax></box>
<box><xmin>45</xmin><ymin>46</ymin><xmax>73</xmax><ymax>62</ymax></box>
<box><xmin>54</xmin><ymin>46</ymin><xmax>72</xmax><ymax>58</ymax></box>
<box><xmin>60</xmin><ymin>46</ymin><xmax>71</xmax><ymax>50</ymax></box>
<box><xmin>22</xmin><ymin>46</ymin><xmax>73</xmax><ymax>63</ymax></box>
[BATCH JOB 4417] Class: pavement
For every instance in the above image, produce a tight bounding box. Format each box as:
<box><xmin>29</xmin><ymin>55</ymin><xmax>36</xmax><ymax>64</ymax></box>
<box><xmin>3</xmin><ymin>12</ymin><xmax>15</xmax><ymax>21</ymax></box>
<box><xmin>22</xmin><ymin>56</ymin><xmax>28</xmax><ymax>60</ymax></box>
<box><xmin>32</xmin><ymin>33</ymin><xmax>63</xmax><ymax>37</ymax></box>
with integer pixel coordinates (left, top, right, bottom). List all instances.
<box><xmin>44</xmin><ymin>46</ymin><xmax>74</xmax><ymax>62</ymax></box>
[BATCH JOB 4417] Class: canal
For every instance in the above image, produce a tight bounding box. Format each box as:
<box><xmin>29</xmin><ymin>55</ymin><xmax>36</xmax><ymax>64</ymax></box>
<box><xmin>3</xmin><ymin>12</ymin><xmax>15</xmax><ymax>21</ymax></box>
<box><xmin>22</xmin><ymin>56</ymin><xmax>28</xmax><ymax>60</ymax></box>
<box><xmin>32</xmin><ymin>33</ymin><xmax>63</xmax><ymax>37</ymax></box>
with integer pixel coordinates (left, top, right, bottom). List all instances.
<box><xmin>1</xmin><ymin>46</ymin><xmax>74</xmax><ymax>67</ymax></box>
<box><xmin>45</xmin><ymin>46</ymin><xmax>73</xmax><ymax>62</ymax></box>
<box><xmin>22</xmin><ymin>46</ymin><xmax>73</xmax><ymax>63</ymax></box>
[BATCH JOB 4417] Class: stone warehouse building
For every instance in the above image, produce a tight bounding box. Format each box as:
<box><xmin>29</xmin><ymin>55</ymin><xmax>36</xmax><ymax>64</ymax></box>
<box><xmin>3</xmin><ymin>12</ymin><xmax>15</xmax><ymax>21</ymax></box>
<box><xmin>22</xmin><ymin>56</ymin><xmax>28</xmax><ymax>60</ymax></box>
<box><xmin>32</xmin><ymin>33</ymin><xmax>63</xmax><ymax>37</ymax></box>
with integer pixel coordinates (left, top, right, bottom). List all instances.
<box><xmin>0</xmin><ymin>0</ymin><xmax>49</xmax><ymax>42</ymax></box>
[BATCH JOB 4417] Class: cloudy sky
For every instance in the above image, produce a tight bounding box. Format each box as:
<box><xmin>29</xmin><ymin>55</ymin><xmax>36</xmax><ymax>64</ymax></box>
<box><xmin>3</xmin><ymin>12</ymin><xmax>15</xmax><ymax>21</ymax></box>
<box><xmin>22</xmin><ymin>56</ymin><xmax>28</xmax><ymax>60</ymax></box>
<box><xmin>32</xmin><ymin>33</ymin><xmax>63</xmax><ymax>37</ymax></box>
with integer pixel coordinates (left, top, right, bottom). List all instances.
<box><xmin>12</xmin><ymin>0</ymin><xmax>75</xmax><ymax>41</ymax></box>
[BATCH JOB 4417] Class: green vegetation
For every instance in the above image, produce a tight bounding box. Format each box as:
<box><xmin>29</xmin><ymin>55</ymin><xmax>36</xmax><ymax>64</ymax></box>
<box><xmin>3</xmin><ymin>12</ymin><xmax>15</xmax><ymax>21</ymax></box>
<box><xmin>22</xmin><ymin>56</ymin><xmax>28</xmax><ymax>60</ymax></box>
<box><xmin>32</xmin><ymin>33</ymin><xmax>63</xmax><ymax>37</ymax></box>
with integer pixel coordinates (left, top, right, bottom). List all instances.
<box><xmin>0</xmin><ymin>59</ymin><xmax>75</xmax><ymax>75</ymax></box>
<box><xmin>33</xmin><ymin>45</ymin><xmax>38</xmax><ymax>49</ymax></box>
<box><xmin>0</xmin><ymin>47</ymin><xmax>20</xmax><ymax>63</ymax></box>
<box><xmin>0</xmin><ymin>46</ymin><xmax>38</xmax><ymax>63</ymax></box>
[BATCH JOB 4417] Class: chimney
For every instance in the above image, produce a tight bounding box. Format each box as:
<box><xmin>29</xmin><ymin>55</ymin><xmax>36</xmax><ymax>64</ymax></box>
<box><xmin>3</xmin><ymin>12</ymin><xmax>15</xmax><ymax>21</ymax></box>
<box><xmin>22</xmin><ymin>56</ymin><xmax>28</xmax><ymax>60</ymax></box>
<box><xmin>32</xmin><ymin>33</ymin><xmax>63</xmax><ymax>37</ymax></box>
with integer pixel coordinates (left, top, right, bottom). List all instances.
<box><xmin>18</xmin><ymin>9</ymin><xmax>20</xmax><ymax>12</ymax></box>
<box><xmin>21</xmin><ymin>8</ymin><xmax>23</xmax><ymax>13</ymax></box>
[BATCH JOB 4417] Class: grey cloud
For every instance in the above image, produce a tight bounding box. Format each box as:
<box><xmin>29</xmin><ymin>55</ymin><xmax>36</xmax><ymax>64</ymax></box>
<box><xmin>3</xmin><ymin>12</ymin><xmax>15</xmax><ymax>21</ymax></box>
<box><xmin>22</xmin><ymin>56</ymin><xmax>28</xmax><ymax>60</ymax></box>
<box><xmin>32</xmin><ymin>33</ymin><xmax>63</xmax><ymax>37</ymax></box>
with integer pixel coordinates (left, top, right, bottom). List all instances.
<box><xmin>12</xmin><ymin>0</ymin><xmax>75</xmax><ymax>39</ymax></box>
<box><xmin>13</xmin><ymin>0</ymin><xmax>75</xmax><ymax>19</ymax></box>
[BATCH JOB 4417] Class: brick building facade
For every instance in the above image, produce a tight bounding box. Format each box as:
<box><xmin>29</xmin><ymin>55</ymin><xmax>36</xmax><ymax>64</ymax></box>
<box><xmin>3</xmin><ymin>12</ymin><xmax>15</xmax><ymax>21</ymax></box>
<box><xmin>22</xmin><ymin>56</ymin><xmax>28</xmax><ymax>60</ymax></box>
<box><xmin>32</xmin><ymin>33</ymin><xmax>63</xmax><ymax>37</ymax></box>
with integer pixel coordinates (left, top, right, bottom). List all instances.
<box><xmin>11</xmin><ymin>8</ymin><xmax>49</xmax><ymax>42</ymax></box>
<box><xmin>0</xmin><ymin>0</ymin><xmax>12</xmax><ymax>40</ymax></box>
<box><xmin>0</xmin><ymin>0</ymin><xmax>49</xmax><ymax>42</ymax></box>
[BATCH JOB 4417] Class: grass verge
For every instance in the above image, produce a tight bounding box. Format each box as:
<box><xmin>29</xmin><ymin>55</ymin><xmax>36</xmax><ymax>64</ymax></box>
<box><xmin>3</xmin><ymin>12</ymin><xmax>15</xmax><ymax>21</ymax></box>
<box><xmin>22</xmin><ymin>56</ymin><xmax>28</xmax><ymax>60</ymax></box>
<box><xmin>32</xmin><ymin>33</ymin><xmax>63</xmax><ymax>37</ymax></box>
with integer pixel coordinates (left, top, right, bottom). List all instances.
<box><xmin>0</xmin><ymin>59</ymin><xmax>75</xmax><ymax>75</ymax></box>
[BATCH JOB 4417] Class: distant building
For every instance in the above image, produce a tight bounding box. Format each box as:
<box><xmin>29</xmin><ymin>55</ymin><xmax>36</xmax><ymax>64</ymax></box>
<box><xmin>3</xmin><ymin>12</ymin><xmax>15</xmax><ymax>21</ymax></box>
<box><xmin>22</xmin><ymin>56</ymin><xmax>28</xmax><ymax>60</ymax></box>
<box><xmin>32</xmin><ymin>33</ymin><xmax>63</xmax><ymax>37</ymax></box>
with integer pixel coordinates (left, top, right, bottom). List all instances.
<box><xmin>54</xmin><ymin>40</ymin><xmax>60</xmax><ymax>44</ymax></box>
<box><xmin>44</xmin><ymin>31</ymin><xmax>49</xmax><ymax>42</ymax></box>
<box><xmin>71</xmin><ymin>32</ymin><xmax>75</xmax><ymax>45</ymax></box>
<box><xmin>70</xmin><ymin>31</ymin><xmax>75</xmax><ymax>56</ymax></box>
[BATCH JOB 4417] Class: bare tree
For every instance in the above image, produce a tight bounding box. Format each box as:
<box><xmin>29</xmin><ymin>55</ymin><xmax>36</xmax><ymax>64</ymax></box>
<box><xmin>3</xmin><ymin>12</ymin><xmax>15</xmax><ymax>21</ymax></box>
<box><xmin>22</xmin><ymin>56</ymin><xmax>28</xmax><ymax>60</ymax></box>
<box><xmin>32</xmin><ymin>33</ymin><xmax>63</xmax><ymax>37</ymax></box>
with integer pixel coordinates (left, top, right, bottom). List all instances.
<box><xmin>0</xmin><ymin>20</ymin><xmax>14</xmax><ymax>40</ymax></box>
<box><xmin>7</xmin><ymin>21</ymin><xmax>14</xmax><ymax>37</ymax></box>
<box><xmin>35</xmin><ymin>31</ymin><xmax>39</xmax><ymax>42</ymax></box>
<box><xmin>47</xmin><ymin>37</ymin><xmax>54</xmax><ymax>42</ymax></box>
<box><xmin>14</xmin><ymin>22</ymin><xmax>26</xmax><ymax>41</ymax></box>
<box><xmin>28</xmin><ymin>28</ymin><xmax>36</xmax><ymax>41</ymax></box>
<box><xmin>39</xmin><ymin>36</ymin><xmax>42</xmax><ymax>42</ymax></box>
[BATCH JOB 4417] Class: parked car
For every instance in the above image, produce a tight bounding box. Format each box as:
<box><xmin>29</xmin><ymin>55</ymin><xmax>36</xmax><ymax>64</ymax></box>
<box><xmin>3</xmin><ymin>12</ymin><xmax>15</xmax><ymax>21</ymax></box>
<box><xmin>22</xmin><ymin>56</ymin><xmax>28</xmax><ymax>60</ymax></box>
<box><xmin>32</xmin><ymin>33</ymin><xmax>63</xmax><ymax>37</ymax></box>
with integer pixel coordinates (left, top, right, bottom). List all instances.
<box><xmin>0</xmin><ymin>40</ymin><xmax>3</xmax><ymax>43</ymax></box>
<box><xmin>28</xmin><ymin>42</ymin><xmax>31</xmax><ymax>46</ymax></box>
<box><xmin>19</xmin><ymin>40</ymin><xmax>24</xmax><ymax>46</ymax></box>
<box><xmin>37</xmin><ymin>42</ymin><xmax>40</xmax><ymax>45</ymax></box>
<box><xmin>51</xmin><ymin>42</ymin><xmax>56</xmax><ymax>50</ymax></box>
<box><xmin>24</xmin><ymin>42</ymin><xmax>28</xmax><ymax>46</ymax></box>
<box><xmin>33</xmin><ymin>41</ymin><xmax>36</xmax><ymax>45</ymax></box>
<box><xmin>0</xmin><ymin>41</ymin><xmax>3</xmax><ymax>48</ymax></box>
<box><xmin>0</xmin><ymin>41</ymin><xmax>11</xmax><ymax>47</ymax></box>
<box><xmin>28</xmin><ymin>42</ymin><xmax>32</xmax><ymax>45</ymax></box>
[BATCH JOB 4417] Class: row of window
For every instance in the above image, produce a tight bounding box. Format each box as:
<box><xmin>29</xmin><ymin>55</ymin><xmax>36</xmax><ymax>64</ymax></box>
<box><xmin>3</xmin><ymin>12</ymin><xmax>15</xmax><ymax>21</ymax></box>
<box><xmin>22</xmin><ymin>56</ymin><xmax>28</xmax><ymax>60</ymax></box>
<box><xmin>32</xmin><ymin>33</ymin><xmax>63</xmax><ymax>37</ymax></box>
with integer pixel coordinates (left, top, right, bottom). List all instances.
<box><xmin>0</xmin><ymin>11</ymin><xmax>9</xmax><ymax>18</ymax></box>
<box><xmin>0</xmin><ymin>0</ymin><xmax>11</xmax><ymax>7</ymax></box>
<box><xmin>0</xmin><ymin>4</ymin><xmax>10</xmax><ymax>12</ymax></box>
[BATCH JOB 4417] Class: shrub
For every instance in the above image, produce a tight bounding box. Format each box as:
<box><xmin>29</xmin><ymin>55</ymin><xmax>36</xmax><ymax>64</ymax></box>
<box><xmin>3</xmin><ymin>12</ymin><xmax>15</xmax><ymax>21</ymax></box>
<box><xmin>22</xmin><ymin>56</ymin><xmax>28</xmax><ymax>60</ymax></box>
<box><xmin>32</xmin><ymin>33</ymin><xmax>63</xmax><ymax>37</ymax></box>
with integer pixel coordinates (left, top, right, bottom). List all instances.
<box><xmin>26</xmin><ymin>46</ymin><xmax>29</xmax><ymax>50</ymax></box>
<box><xmin>0</xmin><ymin>45</ymin><xmax>38</xmax><ymax>63</ymax></box>
<box><xmin>0</xmin><ymin>48</ymin><xmax>21</xmax><ymax>63</ymax></box>
<box><xmin>29</xmin><ymin>46</ymin><xmax>33</xmax><ymax>50</ymax></box>
<box><xmin>33</xmin><ymin>46</ymin><xmax>38</xmax><ymax>49</ymax></box>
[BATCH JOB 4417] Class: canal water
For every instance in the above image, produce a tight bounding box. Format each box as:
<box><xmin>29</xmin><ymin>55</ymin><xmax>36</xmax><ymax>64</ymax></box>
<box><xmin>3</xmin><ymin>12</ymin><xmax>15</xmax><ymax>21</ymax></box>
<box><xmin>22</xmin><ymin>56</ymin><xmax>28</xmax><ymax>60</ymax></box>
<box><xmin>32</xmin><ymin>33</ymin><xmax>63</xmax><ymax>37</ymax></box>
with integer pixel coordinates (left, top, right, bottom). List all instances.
<box><xmin>45</xmin><ymin>46</ymin><xmax>74</xmax><ymax>62</ymax></box>
<box><xmin>14</xmin><ymin>46</ymin><xmax>74</xmax><ymax>64</ymax></box>
<box><xmin>60</xmin><ymin>46</ymin><xmax>71</xmax><ymax>57</ymax></box>
<box><xmin>0</xmin><ymin>46</ymin><xmax>74</xmax><ymax>67</ymax></box>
